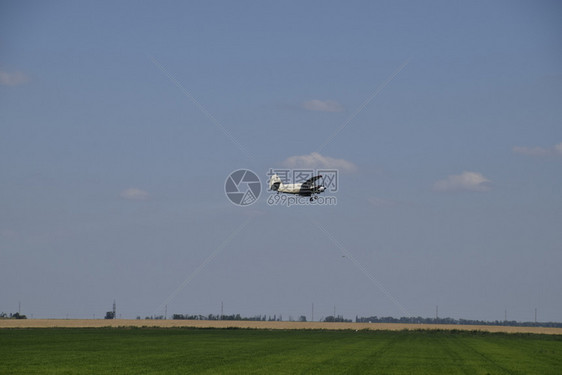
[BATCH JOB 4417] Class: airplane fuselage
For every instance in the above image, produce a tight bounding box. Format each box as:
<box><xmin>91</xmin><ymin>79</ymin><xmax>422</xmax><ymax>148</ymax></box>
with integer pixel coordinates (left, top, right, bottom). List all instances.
<box><xmin>276</xmin><ymin>183</ymin><xmax>325</xmax><ymax>197</ymax></box>
<box><xmin>269</xmin><ymin>174</ymin><xmax>326</xmax><ymax>199</ymax></box>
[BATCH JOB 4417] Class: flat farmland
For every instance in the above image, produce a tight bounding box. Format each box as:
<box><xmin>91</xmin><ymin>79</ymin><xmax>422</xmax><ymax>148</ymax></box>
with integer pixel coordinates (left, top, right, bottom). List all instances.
<box><xmin>1</xmin><ymin>325</ymin><xmax>561</xmax><ymax>374</ymax></box>
<box><xmin>2</xmin><ymin>319</ymin><xmax>562</xmax><ymax>334</ymax></box>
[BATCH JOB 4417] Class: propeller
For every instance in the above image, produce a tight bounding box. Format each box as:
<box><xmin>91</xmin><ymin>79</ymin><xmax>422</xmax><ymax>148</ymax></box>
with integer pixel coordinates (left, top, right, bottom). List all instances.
<box><xmin>315</xmin><ymin>175</ymin><xmax>326</xmax><ymax>194</ymax></box>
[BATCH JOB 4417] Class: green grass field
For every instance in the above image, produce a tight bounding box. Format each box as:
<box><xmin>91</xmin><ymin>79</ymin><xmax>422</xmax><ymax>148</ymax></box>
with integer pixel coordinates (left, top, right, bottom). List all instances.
<box><xmin>1</xmin><ymin>328</ymin><xmax>561</xmax><ymax>374</ymax></box>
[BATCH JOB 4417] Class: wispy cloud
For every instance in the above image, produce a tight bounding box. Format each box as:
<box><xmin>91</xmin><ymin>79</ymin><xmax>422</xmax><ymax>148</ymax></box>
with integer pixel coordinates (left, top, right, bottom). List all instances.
<box><xmin>513</xmin><ymin>142</ymin><xmax>562</xmax><ymax>157</ymax></box>
<box><xmin>0</xmin><ymin>69</ymin><xmax>30</xmax><ymax>86</ymax></box>
<box><xmin>368</xmin><ymin>197</ymin><xmax>397</xmax><ymax>207</ymax></box>
<box><xmin>302</xmin><ymin>99</ymin><xmax>344</xmax><ymax>112</ymax></box>
<box><xmin>433</xmin><ymin>171</ymin><xmax>491</xmax><ymax>192</ymax></box>
<box><xmin>281</xmin><ymin>152</ymin><xmax>358</xmax><ymax>173</ymax></box>
<box><xmin>120</xmin><ymin>188</ymin><xmax>149</xmax><ymax>200</ymax></box>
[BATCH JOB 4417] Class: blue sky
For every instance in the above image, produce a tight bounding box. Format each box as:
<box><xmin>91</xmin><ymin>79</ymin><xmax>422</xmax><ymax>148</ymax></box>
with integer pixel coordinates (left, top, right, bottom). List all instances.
<box><xmin>1</xmin><ymin>1</ymin><xmax>561</xmax><ymax>322</ymax></box>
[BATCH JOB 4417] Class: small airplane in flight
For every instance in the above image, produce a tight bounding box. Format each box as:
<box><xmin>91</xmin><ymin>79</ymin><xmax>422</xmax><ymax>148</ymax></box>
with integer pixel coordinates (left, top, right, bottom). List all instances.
<box><xmin>268</xmin><ymin>174</ymin><xmax>326</xmax><ymax>201</ymax></box>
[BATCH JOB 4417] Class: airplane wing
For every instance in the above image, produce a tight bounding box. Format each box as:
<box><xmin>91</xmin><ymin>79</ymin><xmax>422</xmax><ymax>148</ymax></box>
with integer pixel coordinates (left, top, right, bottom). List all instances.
<box><xmin>301</xmin><ymin>175</ymin><xmax>322</xmax><ymax>189</ymax></box>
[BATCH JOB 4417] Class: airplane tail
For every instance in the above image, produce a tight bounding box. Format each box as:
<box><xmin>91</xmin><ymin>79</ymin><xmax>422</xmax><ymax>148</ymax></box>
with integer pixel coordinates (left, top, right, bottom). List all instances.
<box><xmin>269</xmin><ymin>174</ymin><xmax>282</xmax><ymax>191</ymax></box>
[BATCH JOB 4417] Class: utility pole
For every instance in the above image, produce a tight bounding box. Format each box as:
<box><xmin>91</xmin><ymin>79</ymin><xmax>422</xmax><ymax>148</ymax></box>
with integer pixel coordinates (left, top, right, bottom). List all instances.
<box><xmin>113</xmin><ymin>300</ymin><xmax>116</xmax><ymax>320</ymax></box>
<box><xmin>164</xmin><ymin>305</ymin><xmax>167</xmax><ymax>320</ymax></box>
<box><xmin>504</xmin><ymin>308</ymin><xmax>507</xmax><ymax>322</ymax></box>
<box><xmin>221</xmin><ymin>301</ymin><xmax>224</xmax><ymax>320</ymax></box>
<box><xmin>436</xmin><ymin>305</ymin><xmax>438</xmax><ymax>320</ymax></box>
<box><xmin>18</xmin><ymin>301</ymin><xmax>21</xmax><ymax>315</ymax></box>
<box><xmin>535</xmin><ymin>308</ymin><xmax>537</xmax><ymax>323</ymax></box>
<box><xmin>311</xmin><ymin>303</ymin><xmax>314</xmax><ymax>322</ymax></box>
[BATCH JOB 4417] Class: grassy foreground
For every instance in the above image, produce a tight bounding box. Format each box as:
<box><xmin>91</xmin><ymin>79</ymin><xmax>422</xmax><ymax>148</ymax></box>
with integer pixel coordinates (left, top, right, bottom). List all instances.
<box><xmin>1</xmin><ymin>328</ymin><xmax>561</xmax><ymax>374</ymax></box>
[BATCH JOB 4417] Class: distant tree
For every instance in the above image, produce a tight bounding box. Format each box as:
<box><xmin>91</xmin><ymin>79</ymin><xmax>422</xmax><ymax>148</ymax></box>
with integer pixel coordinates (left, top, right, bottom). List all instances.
<box><xmin>354</xmin><ymin>315</ymin><xmax>562</xmax><ymax>328</ymax></box>
<box><xmin>323</xmin><ymin>315</ymin><xmax>350</xmax><ymax>323</ymax></box>
<box><xmin>298</xmin><ymin>316</ymin><xmax>307</xmax><ymax>322</ymax></box>
<box><xmin>104</xmin><ymin>311</ymin><xmax>115</xmax><ymax>319</ymax></box>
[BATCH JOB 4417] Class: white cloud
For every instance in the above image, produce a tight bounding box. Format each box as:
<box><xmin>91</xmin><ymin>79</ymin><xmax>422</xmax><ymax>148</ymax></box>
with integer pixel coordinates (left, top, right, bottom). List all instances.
<box><xmin>302</xmin><ymin>99</ymin><xmax>344</xmax><ymax>112</ymax></box>
<box><xmin>513</xmin><ymin>142</ymin><xmax>562</xmax><ymax>157</ymax></box>
<box><xmin>433</xmin><ymin>171</ymin><xmax>491</xmax><ymax>192</ymax></box>
<box><xmin>281</xmin><ymin>152</ymin><xmax>358</xmax><ymax>173</ymax></box>
<box><xmin>512</xmin><ymin>146</ymin><xmax>550</xmax><ymax>156</ymax></box>
<box><xmin>0</xmin><ymin>69</ymin><xmax>29</xmax><ymax>86</ymax></box>
<box><xmin>120</xmin><ymin>188</ymin><xmax>149</xmax><ymax>200</ymax></box>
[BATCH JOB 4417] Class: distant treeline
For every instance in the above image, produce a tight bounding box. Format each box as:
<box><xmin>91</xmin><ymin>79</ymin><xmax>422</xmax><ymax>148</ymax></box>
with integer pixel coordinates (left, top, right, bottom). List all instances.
<box><xmin>324</xmin><ymin>315</ymin><xmax>352</xmax><ymax>323</ymax></box>
<box><xmin>157</xmin><ymin>313</ymin><xmax>562</xmax><ymax>328</ymax></box>
<box><xmin>355</xmin><ymin>316</ymin><xmax>562</xmax><ymax>328</ymax></box>
<box><xmin>168</xmin><ymin>314</ymin><xmax>351</xmax><ymax>323</ymax></box>
<box><xmin>169</xmin><ymin>314</ymin><xmax>307</xmax><ymax>322</ymax></box>
<box><xmin>0</xmin><ymin>312</ymin><xmax>27</xmax><ymax>319</ymax></box>
<box><xmin>172</xmin><ymin>314</ymin><xmax>269</xmax><ymax>321</ymax></box>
